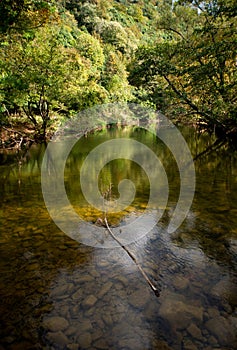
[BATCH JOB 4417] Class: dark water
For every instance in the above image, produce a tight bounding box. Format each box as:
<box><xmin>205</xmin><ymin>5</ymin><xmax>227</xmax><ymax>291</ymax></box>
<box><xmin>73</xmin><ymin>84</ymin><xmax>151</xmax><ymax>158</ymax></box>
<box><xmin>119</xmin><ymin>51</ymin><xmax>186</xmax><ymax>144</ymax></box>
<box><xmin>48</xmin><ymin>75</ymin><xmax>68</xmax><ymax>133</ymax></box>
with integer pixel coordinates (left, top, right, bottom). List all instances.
<box><xmin>0</xmin><ymin>125</ymin><xmax>237</xmax><ymax>350</ymax></box>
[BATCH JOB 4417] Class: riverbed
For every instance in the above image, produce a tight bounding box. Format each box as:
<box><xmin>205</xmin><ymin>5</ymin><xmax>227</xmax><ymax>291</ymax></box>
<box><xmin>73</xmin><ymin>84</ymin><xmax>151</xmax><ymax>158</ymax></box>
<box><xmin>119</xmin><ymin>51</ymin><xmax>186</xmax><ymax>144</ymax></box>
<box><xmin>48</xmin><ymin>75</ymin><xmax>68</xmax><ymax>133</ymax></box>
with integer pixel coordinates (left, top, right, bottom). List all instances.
<box><xmin>0</xmin><ymin>125</ymin><xmax>237</xmax><ymax>349</ymax></box>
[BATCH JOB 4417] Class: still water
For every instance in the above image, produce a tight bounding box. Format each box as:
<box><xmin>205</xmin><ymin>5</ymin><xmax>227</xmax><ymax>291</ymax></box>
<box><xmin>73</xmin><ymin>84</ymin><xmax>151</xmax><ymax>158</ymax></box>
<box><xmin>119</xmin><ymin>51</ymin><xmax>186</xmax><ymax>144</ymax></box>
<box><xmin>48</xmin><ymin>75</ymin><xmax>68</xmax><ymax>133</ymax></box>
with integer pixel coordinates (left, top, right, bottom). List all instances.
<box><xmin>0</xmin><ymin>125</ymin><xmax>237</xmax><ymax>350</ymax></box>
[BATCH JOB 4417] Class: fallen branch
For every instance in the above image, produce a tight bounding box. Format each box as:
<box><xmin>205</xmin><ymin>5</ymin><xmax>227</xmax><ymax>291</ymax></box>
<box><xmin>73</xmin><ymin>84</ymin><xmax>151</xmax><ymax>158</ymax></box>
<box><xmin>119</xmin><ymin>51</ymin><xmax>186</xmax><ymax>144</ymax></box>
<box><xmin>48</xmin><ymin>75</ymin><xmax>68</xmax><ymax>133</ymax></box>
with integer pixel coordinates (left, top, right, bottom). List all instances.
<box><xmin>104</xmin><ymin>217</ymin><xmax>160</xmax><ymax>298</ymax></box>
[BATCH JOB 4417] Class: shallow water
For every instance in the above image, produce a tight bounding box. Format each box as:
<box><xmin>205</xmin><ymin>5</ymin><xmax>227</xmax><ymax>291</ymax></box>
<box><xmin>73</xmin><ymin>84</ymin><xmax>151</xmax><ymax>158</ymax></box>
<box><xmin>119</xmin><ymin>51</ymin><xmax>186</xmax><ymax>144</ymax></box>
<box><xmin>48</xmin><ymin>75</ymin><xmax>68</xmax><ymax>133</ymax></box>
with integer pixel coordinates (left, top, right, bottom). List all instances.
<box><xmin>0</xmin><ymin>125</ymin><xmax>237</xmax><ymax>350</ymax></box>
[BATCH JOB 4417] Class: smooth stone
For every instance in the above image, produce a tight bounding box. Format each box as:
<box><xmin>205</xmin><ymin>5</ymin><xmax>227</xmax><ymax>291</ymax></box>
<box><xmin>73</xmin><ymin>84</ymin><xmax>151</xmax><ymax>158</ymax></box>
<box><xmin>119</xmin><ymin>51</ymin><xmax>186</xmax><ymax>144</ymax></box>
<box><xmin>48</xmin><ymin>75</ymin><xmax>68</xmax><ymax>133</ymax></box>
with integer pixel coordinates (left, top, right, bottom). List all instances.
<box><xmin>46</xmin><ymin>331</ymin><xmax>69</xmax><ymax>346</ymax></box>
<box><xmin>26</xmin><ymin>263</ymin><xmax>40</xmax><ymax>271</ymax></box>
<box><xmin>230</xmin><ymin>316</ymin><xmax>237</xmax><ymax>330</ymax></box>
<box><xmin>67</xmin><ymin>344</ymin><xmax>80</xmax><ymax>350</ymax></box>
<box><xmin>205</xmin><ymin>316</ymin><xmax>236</xmax><ymax>346</ymax></box>
<box><xmin>112</xmin><ymin>321</ymin><xmax>135</xmax><ymax>337</ymax></box>
<box><xmin>98</xmin><ymin>281</ymin><xmax>113</xmax><ymax>298</ymax></box>
<box><xmin>208</xmin><ymin>335</ymin><xmax>218</xmax><ymax>345</ymax></box>
<box><xmin>128</xmin><ymin>288</ymin><xmax>150</xmax><ymax>308</ymax></box>
<box><xmin>84</xmin><ymin>307</ymin><xmax>95</xmax><ymax>317</ymax></box>
<box><xmin>93</xmin><ymin>338</ymin><xmax>108</xmax><ymax>349</ymax></box>
<box><xmin>90</xmin><ymin>269</ymin><xmax>101</xmax><ymax>278</ymax></box>
<box><xmin>72</xmin><ymin>289</ymin><xmax>82</xmax><ymax>300</ymax></box>
<box><xmin>78</xmin><ymin>320</ymin><xmax>93</xmax><ymax>332</ymax></box>
<box><xmin>173</xmin><ymin>275</ymin><xmax>189</xmax><ymax>290</ymax></box>
<box><xmin>115</xmin><ymin>282</ymin><xmax>123</xmax><ymax>290</ymax></box>
<box><xmin>43</xmin><ymin>316</ymin><xmax>69</xmax><ymax>332</ymax></box>
<box><xmin>114</xmin><ymin>275</ymin><xmax>128</xmax><ymax>285</ymax></box>
<box><xmin>96</xmin><ymin>260</ymin><xmax>109</xmax><ymax>267</ymax></box>
<box><xmin>187</xmin><ymin>323</ymin><xmax>203</xmax><ymax>340</ymax></box>
<box><xmin>58</xmin><ymin>305</ymin><xmax>69</xmax><ymax>318</ymax></box>
<box><xmin>182</xmin><ymin>339</ymin><xmax>198</xmax><ymax>350</ymax></box>
<box><xmin>77</xmin><ymin>332</ymin><xmax>92</xmax><ymax>348</ymax></box>
<box><xmin>91</xmin><ymin>325</ymin><xmax>103</xmax><ymax>341</ymax></box>
<box><xmin>118</xmin><ymin>337</ymin><xmax>143</xmax><ymax>349</ymax></box>
<box><xmin>102</xmin><ymin>313</ymin><xmax>113</xmax><ymax>326</ymax></box>
<box><xmin>77</xmin><ymin>275</ymin><xmax>94</xmax><ymax>283</ymax></box>
<box><xmin>65</xmin><ymin>325</ymin><xmax>78</xmax><ymax>337</ymax></box>
<box><xmin>23</xmin><ymin>251</ymin><xmax>34</xmax><ymax>260</ymax></box>
<box><xmin>82</xmin><ymin>295</ymin><xmax>97</xmax><ymax>308</ymax></box>
<box><xmin>151</xmin><ymin>340</ymin><xmax>173</xmax><ymax>349</ymax></box>
<box><xmin>91</xmin><ymin>329</ymin><xmax>103</xmax><ymax>342</ymax></box>
<box><xmin>211</xmin><ymin>278</ymin><xmax>237</xmax><ymax>305</ymax></box>
<box><xmin>50</xmin><ymin>284</ymin><xmax>73</xmax><ymax>297</ymax></box>
<box><xmin>207</xmin><ymin>307</ymin><xmax>220</xmax><ymax>319</ymax></box>
<box><xmin>159</xmin><ymin>292</ymin><xmax>203</xmax><ymax>329</ymax></box>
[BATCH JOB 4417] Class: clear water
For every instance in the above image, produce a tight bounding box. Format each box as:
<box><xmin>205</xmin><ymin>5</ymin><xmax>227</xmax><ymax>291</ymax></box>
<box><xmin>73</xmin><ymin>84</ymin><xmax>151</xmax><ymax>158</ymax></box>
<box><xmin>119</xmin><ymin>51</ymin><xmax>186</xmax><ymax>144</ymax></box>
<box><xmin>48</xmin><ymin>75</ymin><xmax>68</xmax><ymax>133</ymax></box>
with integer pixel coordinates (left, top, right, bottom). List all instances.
<box><xmin>0</xmin><ymin>125</ymin><xmax>237</xmax><ymax>349</ymax></box>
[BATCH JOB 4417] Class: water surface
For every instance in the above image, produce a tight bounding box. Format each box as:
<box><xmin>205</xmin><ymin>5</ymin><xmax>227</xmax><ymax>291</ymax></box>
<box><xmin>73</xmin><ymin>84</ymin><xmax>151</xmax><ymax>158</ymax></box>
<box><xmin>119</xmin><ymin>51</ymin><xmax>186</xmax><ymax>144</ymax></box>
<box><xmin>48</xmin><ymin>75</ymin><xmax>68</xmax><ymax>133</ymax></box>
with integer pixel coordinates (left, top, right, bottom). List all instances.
<box><xmin>0</xmin><ymin>125</ymin><xmax>237</xmax><ymax>349</ymax></box>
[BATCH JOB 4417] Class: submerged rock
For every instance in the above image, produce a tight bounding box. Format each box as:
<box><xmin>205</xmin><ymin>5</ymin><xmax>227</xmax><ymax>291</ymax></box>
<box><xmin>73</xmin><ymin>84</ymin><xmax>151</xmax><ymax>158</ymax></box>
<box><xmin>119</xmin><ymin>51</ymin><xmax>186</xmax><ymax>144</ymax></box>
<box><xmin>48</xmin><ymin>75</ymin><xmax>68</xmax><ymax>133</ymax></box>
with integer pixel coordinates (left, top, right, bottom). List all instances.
<box><xmin>82</xmin><ymin>294</ymin><xmax>97</xmax><ymax>308</ymax></box>
<box><xmin>205</xmin><ymin>316</ymin><xmax>236</xmax><ymax>346</ymax></box>
<box><xmin>128</xmin><ymin>288</ymin><xmax>150</xmax><ymax>308</ymax></box>
<box><xmin>212</xmin><ymin>278</ymin><xmax>237</xmax><ymax>308</ymax></box>
<box><xmin>67</xmin><ymin>344</ymin><xmax>80</xmax><ymax>350</ymax></box>
<box><xmin>159</xmin><ymin>292</ymin><xmax>203</xmax><ymax>330</ymax></box>
<box><xmin>43</xmin><ymin>316</ymin><xmax>69</xmax><ymax>332</ymax></box>
<box><xmin>172</xmin><ymin>275</ymin><xmax>189</xmax><ymax>290</ymax></box>
<box><xmin>93</xmin><ymin>338</ymin><xmax>108</xmax><ymax>349</ymax></box>
<box><xmin>98</xmin><ymin>281</ymin><xmax>113</xmax><ymax>298</ymax></box>
<box><xmin>187</xmin><ymin>323</ymin><xmax>203</xmax><ymax>341</ymax></box>
<box><xmin>118</xmin><ymin>337</ymin><xmax>144</xmax><ymax>349</ymax></box>
<box><xmin>46</xmin><ymin>331</ymin><xmax>69</xmax><ymax>347</ymax></box>
<box><xmin>77</xmin><ymin>332</ymin><xmax>92</xmax><ymax>348</ymax></box>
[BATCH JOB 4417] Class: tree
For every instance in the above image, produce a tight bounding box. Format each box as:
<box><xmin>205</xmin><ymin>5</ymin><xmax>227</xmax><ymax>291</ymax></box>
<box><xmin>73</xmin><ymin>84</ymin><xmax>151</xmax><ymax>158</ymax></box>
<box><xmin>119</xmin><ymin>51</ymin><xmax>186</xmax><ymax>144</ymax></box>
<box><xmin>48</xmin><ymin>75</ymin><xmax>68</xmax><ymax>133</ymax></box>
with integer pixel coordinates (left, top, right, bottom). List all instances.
<box><xmin>129</xmin><ymin>0</ymin><xmax>237</xmax><ymax>142</ymax></box>
<box><xmin>0</xmin><ymin>0</ymin><xmax>56</xmax><ymax>33</ymax></box>
<box><xmin>0</xmin><ymin>13</ymin><xmax>108</xmax><ymax>139</ymax></box>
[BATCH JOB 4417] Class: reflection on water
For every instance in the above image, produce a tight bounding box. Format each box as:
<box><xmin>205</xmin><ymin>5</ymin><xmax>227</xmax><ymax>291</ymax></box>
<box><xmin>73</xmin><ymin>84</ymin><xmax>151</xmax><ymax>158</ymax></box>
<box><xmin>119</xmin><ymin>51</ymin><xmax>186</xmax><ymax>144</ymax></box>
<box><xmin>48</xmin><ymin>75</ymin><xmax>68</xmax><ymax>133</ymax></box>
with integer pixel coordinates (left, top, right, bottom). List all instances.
<box><xmin>0</xmin><ymin>125</ymin><xmax>237</xmax><ymax>349</ymax></box>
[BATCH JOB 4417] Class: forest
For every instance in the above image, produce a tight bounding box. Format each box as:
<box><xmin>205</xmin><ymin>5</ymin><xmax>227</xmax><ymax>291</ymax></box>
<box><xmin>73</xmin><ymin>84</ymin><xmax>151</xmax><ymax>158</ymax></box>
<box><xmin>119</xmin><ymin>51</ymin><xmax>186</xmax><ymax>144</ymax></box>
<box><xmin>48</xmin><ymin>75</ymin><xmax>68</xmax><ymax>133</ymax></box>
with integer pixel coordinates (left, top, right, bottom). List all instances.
<box><xmin>0</xmin><ymin>0</ymin><xmax>236</xmax><ymax>146</ymax></box>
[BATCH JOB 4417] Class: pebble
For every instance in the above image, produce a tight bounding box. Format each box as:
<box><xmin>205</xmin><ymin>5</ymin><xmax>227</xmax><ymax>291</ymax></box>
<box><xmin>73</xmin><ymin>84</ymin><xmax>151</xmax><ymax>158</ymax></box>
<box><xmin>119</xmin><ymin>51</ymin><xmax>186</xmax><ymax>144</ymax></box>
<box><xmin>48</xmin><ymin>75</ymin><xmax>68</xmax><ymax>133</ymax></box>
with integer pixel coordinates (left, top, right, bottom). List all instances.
<box><xmin>77</xmin><ymin>332</ymin><xmax>92</xmax><ymax>348</ymax></box>
<box><xmin>182</xmin><ymin>339</ymin><xmax>198</xmax><ymax>350</ymax></box>
<box><xmin>43</xmin><ymin>316</ymin><xmax>69</xmax><ymax>332</ymax></box>
<box><xmin>151</xmin><ymin>340</ymin><xmax>172</xmax><ymax>349</ymax></box>
<box><xmin>187</xmin><ymin>323</ymin><xmax>203</xmax><ymax>341</ymax></box>
<box><xmin>210</xmin><ymin>277</ymin><xmax>237</xmax><ymax>303</ymax></box>
<box><xmin>46</xmin><ymin>331</ymin><xmax>69</xmax><ymax>347</ymax></box>
<box><xmin>72</xmin><ymin>289</ymin><xmax>82</xmax><ymax>300</ymax></box>
<box><xmin>128</xmin><ymin>288</ymin><xmax>150</xmax><ymax>308</ymax></box>
<box><xmin>114</xmin><ymin>275</ymin><xmax>128</xmax><ymax>285</ymax></box>
<box><xmin>97</xmin><ymin>281</ymin><xmax>113</xmax><ymax>298</ymax></box>
<box><xmin>66</xmin><ymin>344</ymin><xmax>80</xmax><ymax>350</ymax></box>
<box><xmin>65</xmin><ymin>325</ymin><xmax>78</xmax><ymax>337</ymax></box>
<box><xmin>91</xmin><ymin>329</ymin><xmax>103</xmax><ymax>342</ymax></box>
<box><xmin>173</xmin><ymin>275</ymin><xmax>189</xmax><ymax>290</ymax></box>
<box><xmin>93</xmin><ymin>338</ymin><xmax>108</xmax><ymax>349</ymax></box>
<box><xmin>78</xmin><ymin>320</ymin><xmax>93</xmax><ymax>332</ymax></box>
<box><xmin>118</xmin><ymin>337</ymin><xmax>144</xmax><ymax>349</ymax></box>
<box><xmin>205</xmin><ymin>316</ymin><xmax>236</xmax><ymax>346</ymax></box>
<box><xmin>25</xmin><ymin>263</ymin><xmax>40</xmax><ymax>271</ymax></box>
<box><xmin>102</xmin><ymin>312</ymin><xmax>113</xmax><ymax>326</ymax></box>
<box><xmin>207</xmin><ymin>307</ymin><xmax>220</xmax><ymax>319</ymax></box>
<box><xmin>50</xmin><ymin>284</ymin><xmax>73</xmax><ymax>298</ymax></box>
<box><xmin>82</xmin><ymin>295</ymin><xmax>97</xmax><ymax>309</ymax></box>
<box><xmin>159</xmin><ymin>292</ymin><xmax>203</xmax><ymax>330</ymax></box>
<box><xmin>77</xmin><ymin>275</ymin><xmax>94</xmax><ymax>283</ymax></box>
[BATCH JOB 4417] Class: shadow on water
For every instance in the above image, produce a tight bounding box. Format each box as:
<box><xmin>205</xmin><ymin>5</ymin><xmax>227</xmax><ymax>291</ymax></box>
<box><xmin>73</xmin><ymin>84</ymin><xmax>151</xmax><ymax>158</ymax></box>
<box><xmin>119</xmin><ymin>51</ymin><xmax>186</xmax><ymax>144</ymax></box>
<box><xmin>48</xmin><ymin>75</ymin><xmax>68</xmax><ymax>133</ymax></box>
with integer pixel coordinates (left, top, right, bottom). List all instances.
<box><xmin>0</xmin><ymin>125</ymin><xmax>237</xmax><ymax>349</ymax></box>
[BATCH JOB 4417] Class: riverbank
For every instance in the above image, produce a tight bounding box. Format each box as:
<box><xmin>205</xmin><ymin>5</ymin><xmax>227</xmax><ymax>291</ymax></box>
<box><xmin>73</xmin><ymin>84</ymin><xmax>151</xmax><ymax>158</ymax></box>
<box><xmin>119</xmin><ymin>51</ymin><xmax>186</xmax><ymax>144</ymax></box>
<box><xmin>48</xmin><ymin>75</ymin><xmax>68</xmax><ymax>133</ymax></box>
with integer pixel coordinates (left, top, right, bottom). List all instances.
<box><xmin>0</xmin><ymin>122</ymin><xmax>36</xmax><ymax>150</ymax></box>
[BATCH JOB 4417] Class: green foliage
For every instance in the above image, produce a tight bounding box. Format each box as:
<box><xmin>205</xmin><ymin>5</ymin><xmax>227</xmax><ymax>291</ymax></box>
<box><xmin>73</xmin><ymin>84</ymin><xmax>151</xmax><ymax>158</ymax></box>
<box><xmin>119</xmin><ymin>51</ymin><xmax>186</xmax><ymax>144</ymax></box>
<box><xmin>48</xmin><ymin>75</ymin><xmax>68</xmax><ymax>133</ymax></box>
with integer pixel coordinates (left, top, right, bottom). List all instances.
<box><xmin>129</xmin><ymin>0</ymin><xmax>237</xmax><ymax>136</ymax></box>
<box><xmin>0</xmin><ymin>0</ymin><xmax>56</xmax><ymax>33</ymax></box>
<box><xmin>0</xmin><ymin>0</ymin><xmax>236</xmax><ymax>142</ymax></box>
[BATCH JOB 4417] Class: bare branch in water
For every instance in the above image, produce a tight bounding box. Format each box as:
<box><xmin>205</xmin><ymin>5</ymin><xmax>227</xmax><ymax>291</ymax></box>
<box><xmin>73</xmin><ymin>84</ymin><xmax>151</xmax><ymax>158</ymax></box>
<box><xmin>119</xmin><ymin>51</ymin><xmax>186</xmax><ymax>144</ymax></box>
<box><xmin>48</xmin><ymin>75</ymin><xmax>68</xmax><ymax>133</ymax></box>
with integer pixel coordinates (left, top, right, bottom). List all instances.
<box><xmin>104</xmin><ymin>217</ymin><xmax>160</xmax><ymax>298</ymax></box>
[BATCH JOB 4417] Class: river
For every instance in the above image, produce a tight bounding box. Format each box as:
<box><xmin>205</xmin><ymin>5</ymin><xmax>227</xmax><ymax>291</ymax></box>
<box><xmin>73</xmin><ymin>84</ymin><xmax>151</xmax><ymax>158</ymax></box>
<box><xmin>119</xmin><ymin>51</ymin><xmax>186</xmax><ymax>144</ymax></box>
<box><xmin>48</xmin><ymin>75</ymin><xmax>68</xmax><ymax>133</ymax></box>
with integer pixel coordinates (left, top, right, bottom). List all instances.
<box><xmin>0</xmin><ymin>124</ymin><xmax>237</xmax><ymax>349</ymax></box>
